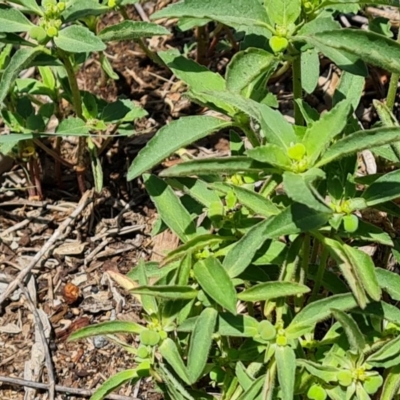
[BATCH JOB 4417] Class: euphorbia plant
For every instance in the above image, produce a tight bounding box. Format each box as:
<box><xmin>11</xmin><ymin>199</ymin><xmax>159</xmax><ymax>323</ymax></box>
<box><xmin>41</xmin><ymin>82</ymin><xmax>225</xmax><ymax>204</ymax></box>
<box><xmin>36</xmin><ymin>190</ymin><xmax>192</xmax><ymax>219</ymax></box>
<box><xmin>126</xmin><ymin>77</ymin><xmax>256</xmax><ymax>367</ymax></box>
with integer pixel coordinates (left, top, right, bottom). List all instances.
<box><xmin>0</xmin><ymin>0</ymin><xmax>168</xmax><ymax>197</ymax></box>
<box><xmin>69</xmin><ymin>0</ymin><xmax>400</xmax><ymax>399</ymax></box>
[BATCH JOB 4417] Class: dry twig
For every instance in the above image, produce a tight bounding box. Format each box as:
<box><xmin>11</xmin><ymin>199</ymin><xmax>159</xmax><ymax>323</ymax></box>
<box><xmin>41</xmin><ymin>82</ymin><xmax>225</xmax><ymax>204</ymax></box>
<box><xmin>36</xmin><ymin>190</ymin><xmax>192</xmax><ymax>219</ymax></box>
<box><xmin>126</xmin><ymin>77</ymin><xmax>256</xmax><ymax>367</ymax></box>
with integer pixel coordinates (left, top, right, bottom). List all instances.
<box><xmin>0</xmin><ymin>190</ymin><xmax>94</xmax><ymax>306</ymax></box>
<box><xmin>0</xmin><ymin>375</ymin><xmax>139</xmax><ymax>400</ymax></box>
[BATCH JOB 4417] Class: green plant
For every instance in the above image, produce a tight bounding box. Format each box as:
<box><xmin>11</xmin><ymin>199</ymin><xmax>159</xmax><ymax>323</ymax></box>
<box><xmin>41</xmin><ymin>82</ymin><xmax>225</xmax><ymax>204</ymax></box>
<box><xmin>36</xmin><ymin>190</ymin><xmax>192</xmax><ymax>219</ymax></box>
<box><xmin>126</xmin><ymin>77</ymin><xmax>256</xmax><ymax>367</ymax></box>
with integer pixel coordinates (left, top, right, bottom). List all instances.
<box><xmin>0</xmin><ymin>0</ymin><xmax>168</xmax><ymax>197</ymax></box>
<box><xmin>69</xmin><ymin>0</ymin><xmax>400</xmax><ymax>399</ymax></box>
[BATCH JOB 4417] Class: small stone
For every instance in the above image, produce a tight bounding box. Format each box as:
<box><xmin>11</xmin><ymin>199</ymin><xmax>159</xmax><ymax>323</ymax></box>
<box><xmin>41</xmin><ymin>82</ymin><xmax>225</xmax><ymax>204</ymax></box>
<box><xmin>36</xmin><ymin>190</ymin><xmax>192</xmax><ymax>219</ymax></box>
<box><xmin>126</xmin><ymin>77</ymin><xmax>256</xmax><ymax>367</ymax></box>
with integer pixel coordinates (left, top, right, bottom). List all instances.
<box><xmin>93</xmin><ymin>336</ymin><xmax>108</xmax><ymax>349</ymax></box>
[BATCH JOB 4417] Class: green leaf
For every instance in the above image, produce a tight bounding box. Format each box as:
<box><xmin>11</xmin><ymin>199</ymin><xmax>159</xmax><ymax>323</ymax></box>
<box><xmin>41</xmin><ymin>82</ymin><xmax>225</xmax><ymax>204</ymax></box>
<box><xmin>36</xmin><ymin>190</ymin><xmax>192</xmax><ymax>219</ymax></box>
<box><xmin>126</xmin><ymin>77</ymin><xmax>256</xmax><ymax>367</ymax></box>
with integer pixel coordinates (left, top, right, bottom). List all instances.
<box><xmin>297</xmin><ymin>360</ymin><xmax>339</xmax><ymax>383</ymax></box>
<box><xmin>131</xmin><ymin>285</ymin><xmax>198</xmax><ymax>300</ymax></box>
<box><xmin>367</xmin><ymin>335</ymin><xmax>400</xmax><ymax>368</ymax></box>
<box><xmin>160</xmin><ymin>49</ymin><xmax>225</xmax><ymax>93</ymax></box>
<box><xmin>381</xmin><ymin>364</ymin><xmax>400</xmax><ymax>400</ymax></box>
<box><xmin>0</xmin><ymin>47</ymin><xmax>43</xmax><ymax>104</ymax></box>
<box><xmin>237</xmin><ymin>375</ymin><xmax>265</xmax><ymax>400</ymax></box>
<box><xmin>331</xmin><ymin>308</ymin><xmax>366</xmax><ymax>353</ymax></box>
<box><xmin>344</xmin><ymin>245</ymin><xmax>381</xmax><ymax>302</ymax></box>
<box><xmin>88</xmin><ymin>137</ymin><xmax>103</xmax><ymax>192</ymax></box>
<box><xmin>90</xmin><ymin>369</ymin><xmax>139</xmax><ymax>400</ymax></box>
<box><xmin>362</xmin><ymin>169</ymin><xmax>400</xmax><ymax>206</ymax></box>
<box><xmin>332</xmin><ymin>71</ymin><xmax>365</xmax><ymax>109</ymax></box>
<box><xmin>137</xmin><ymin>259</ymin><xmax>158</xmax><ymax>315</ymax></box>
<box><xmin>226</xmin><ymin>48</ymin><xmax>277</xmax><ymax>95</ymax></box>
<box><xmin>316</xmin><ymin>126</ymin><xmax>400</xmax><ymax>167</ymax></box>
<box><xmin>305</xmin><ymin>28</ymin><xmax>400</xmax><ymax>75</ymax></box>
<box><xmin>152</xmin><ymin>0</ymin><xmax>271</xmax><ymax>36</ymax></box>
<box><xmin>247</xmin><ymin>143</ymin><xmax>292</xmax><ymax>169</ymax></box>
<box><xmin>224</xmin><ymin>184</ymin><xmax>280</xmax><ymax>217</ymax></box>
<box><xmin>144</xmin><ymin>174</ymin><xmax>196</xmax><ymax>242</ymax></box>
<box><xmin>301</xmin><ymin>48</ymin><xmax>319</xmax><ymax>94</ymax></box>
<box><xmin>0</xmin><ymin>5</ymin><xmax>34</xmax><ymax>32</ymax></box>
<box><xmin>263</xmin><ymin>203</ymin><xmax>330</xmax><ymax>239</ymax></box>
<box><xmin>376</xmin><ymin>268</ymin><xmax>400</xmax><ymax>301</ymax></box>
<box><xmin>265</xmin><ymin>0</ymin><xmax>301</xmax><ymax>26</ymax></box>
<box><xmin>128</xmin><ymin>116</ymin><xmax>231</xmax><ymax>180</ymax></box>
<box><xmin>164</xmin><ymin>234</ymin><xmax>232</xmax><ymax>265</ymax></box>
<box><xmin>159</xmin><ymin>338</ymin><xmax>191</xmax><ymax>385</ymax></box>
<box><xmin>238</xmin><ymin>281</ymin><xmax>309</xmax><ymax>302</ymax></box>
<box><xmin>68</xmin><ymin>321</ymin><xmax>145</xmax><ymax>341</ymax></box>
<box><xmin>258</xmin><ymin>102</ymin><xmax>298</xmax><ymax>149</ymax></box>
<box><xmin>275</xmin><ymin>345</ymin><xmax>296</xmax><ymax>400</ymax></box>
<box><xmin>223</xmin><ymin>219</ymin><xmax>271</xmax><ymax>278</ymax></box>
<box><xmin>187</xmin><ymin>308</ymin><xmax>218</xmax><ymax>383</ymax></box>
<box><xmin>99</xmin><ymin>20</ymin><xmax>169</xmax><ymax>41</ymax></box>
<box><xmin>287</xmin><ymin>294</ymin><xmax>358</xmax><ymax>337</ymax></box>
<box><xmin>283</xmin><ymin>171</ymin><xmax>332</xmax><ymax>213</ymax></box>
<box><xmin>323</xmin><ymin>237</ymin><xmax>368</xmax><ymax>308</ymax></box>
<box><xmin>193</xmin><ymin>258</ymin><xmax>237</xmax><ymax>314</ymax></box>
<box><xmin>54</xmin><ymin>25</ymin><xmax>106</xmax><ymax>53</ymax></box>
<box><xmin>56</xmin><ymin>117</ymin><xmax>90</xmax><ymax>135</ymax></box>
<box><xmin>6</xmin><ymin>0</ymin><xmax>43</xmax><ymax>15</ymax></box>
<box><xmin>167</xmin><ymin>177</ymin><xmax>222</xmax><ymax>208</ymax></box>
<box><xmin>62</xmin><ymin>0</ymin><xmax>109</xmax><ymax>21</ymax></box>
<box><xmin>101</xmin><ymin>98</ymin><xmax>146</xmax><ymax>123</ymax></box>
<box><xmin>303</xmin><ymin>99</ymin><xmax>352</xmax><ymax>164</ymax></box>
<box><xmin>160</xmin><ymin>156</ymin><xmax>274</xmax><ymax>177</ymax></box>
<box><xmin>177</xmin><ymin>312</ymin><xmax>259</xmax><ymax>337</ymax></box>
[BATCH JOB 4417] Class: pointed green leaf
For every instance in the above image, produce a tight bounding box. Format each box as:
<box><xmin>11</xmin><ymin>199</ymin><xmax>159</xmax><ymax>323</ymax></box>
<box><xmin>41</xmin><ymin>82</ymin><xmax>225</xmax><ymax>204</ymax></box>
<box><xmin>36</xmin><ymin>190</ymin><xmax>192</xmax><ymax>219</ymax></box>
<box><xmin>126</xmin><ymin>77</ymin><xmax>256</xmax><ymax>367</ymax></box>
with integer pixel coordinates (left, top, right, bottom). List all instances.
<box><xmin>177</xmin><ymin>312</ymin><xmax>259</xmax><ymax>337</ymax></box>
<box><xmin>90</xmin><ymin>369</ymin><xmax>139</xmax><ymax>400</ymax></box>
<box><xmin>283</xmin><ymin>171</ymin><xmax>332</xmax><ymax>213</ymax></box>
<box><xmin>0</xmin><ymin>5</ymin><xmax>34</xmax><ymax>32</ymax></box>
<box><xmin>238</xmin><ymin>281</ymin><xmax>310</xmax><ymax>302</ymax></box>
<box><xmin>99</xmin><ymin>20</ymin><xmax>169</xmax><ymax>41</ymax></box>
<box><xmin>159</xmin><ymin>156</ymin><xmax>274</xmax><ymax>177</ymax></box>
<box><xmin>68</xmin><ymin>321</ymin><xmax>144</xmax><ymax>341</ymax></box>
<box><xmin>265</xmin><ymin>0</ymin><xmax>301</xmax><ymax>26</ymax></box>
<box><xmin>323</xmin><ymin>237</ymin><xmax>368</xmax><ymax>308</ymax></box>
<box><xmin>316</xmin><ymin>126</ymin><xmax>400</xmax><ymax>167</ymax></box>
<box><xmin>163</xmin><ymin>234</ymin><xmax>232</xmax><ymax>265</ymax></box>
<box><xmin>62</xmin><ymin>0</ymin><xmax>109</xmax><ymax>21</ymax></box>
<box><xmin>144</xmin><ymin>174</ymin><xmax>196</xmax><ymax>242</ymax></box>
<box><xmin>331</xmin><ymin>308</ymin><xmax>365</xmax><ymax>353</ymax></box>
<box><xmin>160</xmin><ymin>49</ymin><xmax>225</xmax><ymax>92</ymax></box>
<box><xmin>159</xmin><ymin>338</ymin><xmax>191</xmax><ymax>385</ymax></box>
<box><xmin>305</xmin><ymin>28</ymin><xmax>400</xmax><ymax>75</ymax></box>
<box><xmin>131</xmin><ymin>285</ymin><xmax>198</xmax><ymax>300</ymax></box>
<box><xmin>301</xmin><ymin>48</ymin><xmax>319</xmax><ymax>94</ymax></box>
<box><xmin>128</xmin><ymin>116</ymin><xmax>231</xmax><ymax>180</ymax></box>
<box><xmin>223</xmin><ymin>219</ymin><xmax>271</xmax><ymax>278</ymax></box>
<box><xmin>226</xmin><ymin>48</ymin><xmax>277</xmax><ymax>95</ymax></box>
<box><xmin>56</xmin><ymin>117</ymin><xmax>90</xmax><ymax>135</ymax></box>
<box><xmin>367</xmin><ymin>335</ymin><xmax>400</xmax><ymax>368</ymax></box>
<box><xmin>54</xmin><ymin>25</ymin><xmax>106</xmax><ymax>53</ymax></box>
<box><xmin>344</xmin><ymin>245</ymin><xmax>381</xmax><ymax>302</ymax></box>
<box><xmin>362</xmin><ymin>169</ymin><xmax>400</xmax><ymax>206</ymax></box>
<box><xmin>6</xmin><ymin>0</ymin><xmax>43</xmax><ymax>15</ymax></box>
<box><xmin>193</xmin><ymin>257</ymin><xmax>237</xmax><ymax>314</ymax></box>
<box><xmin>138</xmin><ymin>260</ymin><xmax>158</xmax><ymax>314</ymax></box>
<box><xmin>237</xmin><ymin>375</ymin><xmax>265</xmax><ymax>400</ymax></box>
<box><xmin>247</xmin><ymin>143</ymin><xmax>292</xmax><ymax>169</ymax></box>
<box><xmin>287</xmin><ymin>294</ymin><xmax>358</xmax><ymax>336</ymax></box>
<box><xmin>303</xmin><ymin>100</ymin><xmax>352</xmax><ymax>163</ymax></box>
<box><xmin>152</xmin><ymin>0</ymin><xmax>271</xmax><ymax>36</ymax></box>
<box><xmin>332</xmin><ymin>71</ymin><xmax>365</xmax><ymax>109</ymax></box>
<box><xmin>0</xmin><ymin>47</ymin><xmax>43</xmax><ymax>104</ymax></box>
<box><xmin>381</xmin><ymin>364</ymin><xmax>400</xmax><ymax>400</ymax></box>
<box><xmin>187</xmin><ymin>308</ymin><xmax>218</xmax><ymax>383</ymax></box>
<box><xmin>376</xmin><ymin>268</ymin><xmax>400</xmax><ymax>301</ymax></box>
<box><xmin>275</xmin><ymin>345</ymin><xmax>296</xmax><ymax>400</ymax></box>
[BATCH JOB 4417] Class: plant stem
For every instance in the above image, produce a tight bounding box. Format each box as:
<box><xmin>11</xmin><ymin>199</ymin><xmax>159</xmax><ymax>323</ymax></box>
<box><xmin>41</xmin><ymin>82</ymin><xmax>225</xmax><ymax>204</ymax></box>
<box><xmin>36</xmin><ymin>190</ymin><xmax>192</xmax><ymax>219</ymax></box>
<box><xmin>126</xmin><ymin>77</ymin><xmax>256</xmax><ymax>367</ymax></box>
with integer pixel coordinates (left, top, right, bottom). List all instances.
<box><xmin>310</xmin><ymin>244</ymin><xmax>329</xmax><ymax>301</ymax></box>
<box><xmin>386</xmin><ymin>30</ymin><xmax>400</xmax><ymax>110</ymax></box>
<box><xmin>241</xmin><ymin>124</ymin><xmax>260</xmax><ymax>147</ymax></box>
<box><xmin>196</xmin><ymin>25</ymin><xmax>208</xmax><ymax>65</ymax></box>
<box><xmin>59</xmin><ymin>50</ymin><xmax>87</xmax><ymax>194</ymax></box>
<box><xmin>295</xmin><ymin>233</ymin><xmax>310</xmax><ymax>312</ymax></box>
<box><xmin>292</xmin><ymin>54</ymin><xmax>304</xmax><ymax>126</ymax></box>
<box><xmin>120</xmin><ymin>6</ymin><xmax>165</xmax><ymax>67</ymax></box>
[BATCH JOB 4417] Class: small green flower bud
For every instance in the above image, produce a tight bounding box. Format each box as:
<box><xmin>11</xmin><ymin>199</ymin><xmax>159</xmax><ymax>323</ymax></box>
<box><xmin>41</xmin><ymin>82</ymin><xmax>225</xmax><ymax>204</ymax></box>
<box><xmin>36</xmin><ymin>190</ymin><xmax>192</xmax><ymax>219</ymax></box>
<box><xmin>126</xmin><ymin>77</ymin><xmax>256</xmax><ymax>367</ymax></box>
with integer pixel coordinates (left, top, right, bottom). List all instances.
<box><xmin>46</xmin><ymin>25</ymin><xmax>58</xmax><ymax>37</ymax></box>
<box><xmin>269</xmin><ymin>36</ymin><xmax>289</xmax><ymax>53</ymax></box>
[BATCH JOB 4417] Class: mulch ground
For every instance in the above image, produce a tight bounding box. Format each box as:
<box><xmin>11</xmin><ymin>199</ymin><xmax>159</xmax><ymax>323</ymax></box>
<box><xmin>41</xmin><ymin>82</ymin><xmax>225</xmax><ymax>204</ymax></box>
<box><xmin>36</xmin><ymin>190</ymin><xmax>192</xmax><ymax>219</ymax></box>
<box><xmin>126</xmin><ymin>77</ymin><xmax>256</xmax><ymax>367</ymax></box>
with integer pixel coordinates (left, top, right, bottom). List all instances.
<box><xmin>0</xmin><ymin>2</ymin><xmax>398</xmax><ymax>399</ymax></box>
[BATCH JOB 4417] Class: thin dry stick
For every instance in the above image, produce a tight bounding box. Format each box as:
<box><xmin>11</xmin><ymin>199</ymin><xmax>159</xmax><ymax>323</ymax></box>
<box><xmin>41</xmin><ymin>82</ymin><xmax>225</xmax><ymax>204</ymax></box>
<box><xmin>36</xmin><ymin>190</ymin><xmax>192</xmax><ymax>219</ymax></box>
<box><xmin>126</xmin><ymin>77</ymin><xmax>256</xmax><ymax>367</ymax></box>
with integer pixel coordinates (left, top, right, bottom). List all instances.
<box><xmin>18</xmin><ymin>283</ymin><xmax>55</xmax><ymax>400</ymax></box>
<box><xmin>0</xmin><ymin>190</ymin><xmax>94</xmax><ymax>306</ymax></box>
<box><xmin>133</xmin><ymin>3</ymin><xmax>150</xmax><ymax>22</ymax></box>
<box><xmin>0</xmin><ymin>375</ymin><xmax>139</xmax><ymax>400</ymax></box>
